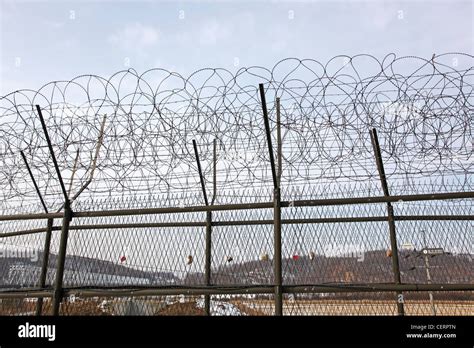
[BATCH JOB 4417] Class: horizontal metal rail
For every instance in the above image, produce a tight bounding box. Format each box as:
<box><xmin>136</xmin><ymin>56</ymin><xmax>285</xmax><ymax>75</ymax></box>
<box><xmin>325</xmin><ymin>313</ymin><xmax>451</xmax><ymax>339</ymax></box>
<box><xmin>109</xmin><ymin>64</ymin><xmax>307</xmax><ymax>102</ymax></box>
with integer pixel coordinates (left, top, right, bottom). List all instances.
<box><xmin>0</xmin><ymin>283</ymin><xmax>472</xmax><ymax>299</ymax></box>
<box><xmin>0</xmin><ymin>212</ymin><xmax>64</xmax><ymax>221</ymax></box>
<box><xmin>1</xmin><ymin>215</ymin><xmax>473</xmax><ymax>239</ymax></box>
<box><xmin>63</xmin><ymin>283</ymin><xmax>474</xmax><ymax>296</ymax></box>
<box><xmin>1</xmin><ymin>191</ymin><xmax>473</xmax><ymax>222</ymax></box>
<box><xmin>284</xmin><ymin>191</ymin><xmax>474</xmax><ymax>207</ymax></box>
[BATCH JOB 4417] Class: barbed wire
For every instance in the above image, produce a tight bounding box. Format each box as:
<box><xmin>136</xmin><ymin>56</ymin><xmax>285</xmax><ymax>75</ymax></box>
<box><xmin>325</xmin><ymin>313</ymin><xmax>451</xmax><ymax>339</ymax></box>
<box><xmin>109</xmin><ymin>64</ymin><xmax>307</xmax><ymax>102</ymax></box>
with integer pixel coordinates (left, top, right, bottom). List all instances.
<box><xmin>0</xmin><ymin>54</ymin><xmax>472</xmax><ymax>211</ymax></box>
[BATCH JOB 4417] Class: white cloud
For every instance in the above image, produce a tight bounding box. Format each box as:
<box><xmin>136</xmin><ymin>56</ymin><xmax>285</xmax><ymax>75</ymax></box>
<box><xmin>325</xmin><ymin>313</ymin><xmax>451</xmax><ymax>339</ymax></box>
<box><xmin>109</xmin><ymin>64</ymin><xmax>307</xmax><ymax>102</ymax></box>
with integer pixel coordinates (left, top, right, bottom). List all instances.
<box><xmin>199</xmin><ymin>19</ymin><xmax>230</xmax><ymax>46</ymax></box>
<box><xmin>44</xmin><ymin>20</ymin><xmax>64</xmax><ymax>29</ymax></box>
<box><xmin>108</xmin><ymin>22</ymin><xmax>159</xmax><ymax>50</ymax></box>
<box><xmin>365</xmin><ymin>2</ymin><xmax>397</xmax><ymax>30</ymax></box>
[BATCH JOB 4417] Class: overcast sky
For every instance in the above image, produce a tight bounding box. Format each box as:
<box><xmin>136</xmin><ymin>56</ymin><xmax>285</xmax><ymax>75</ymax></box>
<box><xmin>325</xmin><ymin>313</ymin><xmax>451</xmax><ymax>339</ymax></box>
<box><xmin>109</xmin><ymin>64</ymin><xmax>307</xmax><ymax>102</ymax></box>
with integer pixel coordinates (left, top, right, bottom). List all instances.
<box><xmin>0</xmin><ymin>0</ymin><xmax>472</xmax><ymax>95</ymax></box>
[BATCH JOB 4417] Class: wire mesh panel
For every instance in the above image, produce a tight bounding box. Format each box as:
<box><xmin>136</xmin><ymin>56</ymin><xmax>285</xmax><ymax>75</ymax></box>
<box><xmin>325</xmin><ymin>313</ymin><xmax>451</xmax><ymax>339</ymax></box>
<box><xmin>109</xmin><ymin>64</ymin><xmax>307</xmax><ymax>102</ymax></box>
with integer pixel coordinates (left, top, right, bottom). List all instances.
<box><xmin>401</xmin><ymin>291</ymin><xmax>474</xmax><ymax>316</ymax></box>
<box><xmin>211</xmin><ymin>219</ymin><xmax>275</xmax><ymax>286</ymax></box>
<box><xmin>54</xmin><ymin>294</ymin><xmax>277</xmax><ymax>316</ymax></box>
<box><xmin>283</xmin><ymin>291</ymin><xmax>474</xmax><ymax>316</ymax></box>
<box><xmin>282</xmin><ymin>204</ymin><xmax>393</xmax><ymax>285</ymax></box>
<box><xmin>284</xmin><ymin>292</ymin><xmax>399</xmax><ymax>316</ymax></box>
<box><xmin>61</xmin><ymin>226</ymin><xmax>206</xmax><ymax>287</ymax></box>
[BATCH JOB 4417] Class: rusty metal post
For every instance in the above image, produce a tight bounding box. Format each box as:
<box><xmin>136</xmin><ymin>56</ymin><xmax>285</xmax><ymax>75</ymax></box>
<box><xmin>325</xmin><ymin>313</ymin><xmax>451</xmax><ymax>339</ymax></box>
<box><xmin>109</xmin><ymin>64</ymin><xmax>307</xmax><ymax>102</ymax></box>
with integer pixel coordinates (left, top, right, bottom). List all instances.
<box><xmin>212</xmin><ymin>139</ymin><xmax>217</xmax><ymax>205</ymax></box>
<box><xmin>56</xmin><ymin>114</ymin><xmax>107</xmax><ymax>211</ymax></box>
<box><xmin>36</xmin><ymin>105</ymin><xmax>72</xmax><ymax>316</ymax></box>
<box><xmin>259</xmin><ymin>83</ymin><xmax>283</xmax><ymax>316</ymax></box>
<box><xmin>67</xmin><ymin>149</ymin><xmax>80</xmax><ymax>197</ymax></box>
<box><xmin>369</xmin><ymin>128</ymin><xmax>405</xmax><ymax>316</ymax></box>
<box><xmin>192</xmin><ymin>139</ymin><xmax>212</xmax><ymax>315</ymax></box>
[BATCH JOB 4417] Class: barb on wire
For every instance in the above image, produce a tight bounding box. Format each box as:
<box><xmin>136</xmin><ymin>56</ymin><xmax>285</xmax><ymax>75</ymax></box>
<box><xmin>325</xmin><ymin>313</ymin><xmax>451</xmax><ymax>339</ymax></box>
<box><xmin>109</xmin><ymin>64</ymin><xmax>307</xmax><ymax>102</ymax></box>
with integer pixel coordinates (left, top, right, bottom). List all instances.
<box><xmin>0</xmin><ymin>54</ymin><xmax>471</xmax><ymax>212</ymax></box>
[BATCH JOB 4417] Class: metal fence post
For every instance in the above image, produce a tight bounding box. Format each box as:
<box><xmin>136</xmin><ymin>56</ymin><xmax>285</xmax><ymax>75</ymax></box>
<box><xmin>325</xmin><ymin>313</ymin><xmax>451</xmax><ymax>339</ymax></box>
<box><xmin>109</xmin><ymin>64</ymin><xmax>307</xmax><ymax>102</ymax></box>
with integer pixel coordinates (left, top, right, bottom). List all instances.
<box><xmin>36</xmin><ymin>105</ymin><xmax>73</xmax><ymax>316</ymax></box>
<box><xmin>204</xmin><ymin>211</ymin><xmax>212</xmax><ymax>315</ymax></box>
<box><xmin>276</xmin><ymin>97</ymin><xmax>282</xmax><ymax>187</ymax></box>
<box><xmin>53</xmin><ymin>203</ymin><xmax>72</xmax><ymax>315</ymax></box>
<box><xmin>192</xmin><ymin>139</ymin><xmax>212</xmax><ymax>315</ymax></box>
<box><xmin>273</xmin><ymin>186</ymin><xmax>283</xmax><ymax>315</ymax></box>
<box><xmin>369</xmin><ymin>128</ymin><xmax>405</xmax><ymax>316</ymax></box>
<box><xmin>259</xmin><ymin>83</ymin><xmax>283</xmax><ymax>316</ymax></box>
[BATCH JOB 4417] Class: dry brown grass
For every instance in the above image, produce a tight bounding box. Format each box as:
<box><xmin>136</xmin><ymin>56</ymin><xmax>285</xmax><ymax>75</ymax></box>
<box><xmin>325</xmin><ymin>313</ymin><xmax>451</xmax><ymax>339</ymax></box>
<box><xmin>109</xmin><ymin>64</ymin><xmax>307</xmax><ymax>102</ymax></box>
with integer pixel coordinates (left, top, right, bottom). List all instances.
<box><xmin>2</xmin><ymin>298</ymin><xmax>472</xmax><ymax>316</ymax></box>
<box><xmin>60</xmin><ymin>301</ymin><xmax>110</xmax><ymax>315</ymax></box>
<box><xmin>230</xmin><ymin>299</ymin><xmax>266</xmax><ymax>316</ymax></box>
<box><xmin>242</xmin><ymin>299</ymin><xmax>474</xmax><ymax>316</ymax></box>
<box><xmin>0</xmin><ymin>298</ymin><xmax>36</xmax><ymax>315</ymax></box>
<box><xmin>155</xmin><ymin>302</ymin><xmax>205</xmax><ymax>316</ymax></box>
<box><xmin>0</xmin><ymin>298</ymin><xmax>110</xmax><ymax>316</ymax></box>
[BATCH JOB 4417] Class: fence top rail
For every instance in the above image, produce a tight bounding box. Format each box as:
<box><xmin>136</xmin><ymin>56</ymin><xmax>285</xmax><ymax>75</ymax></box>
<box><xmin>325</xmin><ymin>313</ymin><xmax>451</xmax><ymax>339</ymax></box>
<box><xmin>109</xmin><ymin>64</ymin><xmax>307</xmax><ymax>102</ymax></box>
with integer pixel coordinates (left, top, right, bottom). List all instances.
<box><xmin>0</xmin><ymin>191</ymin><xmax>472</xmax><ymax>221</ymax></box>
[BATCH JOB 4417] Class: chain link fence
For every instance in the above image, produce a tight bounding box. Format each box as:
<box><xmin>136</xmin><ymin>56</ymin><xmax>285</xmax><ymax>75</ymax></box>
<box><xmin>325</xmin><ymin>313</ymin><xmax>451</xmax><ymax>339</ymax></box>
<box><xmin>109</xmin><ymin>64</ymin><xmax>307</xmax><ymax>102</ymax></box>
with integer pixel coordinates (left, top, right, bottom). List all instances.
<box><xmin>0</xmin><ymin>55</ymin><xmax>472</xmax><ymax>315</ymax></box>
<box><xmin>0</xmin><ymin>188</ymin><xmax>472</xmax><ymax>316</ymax></box>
